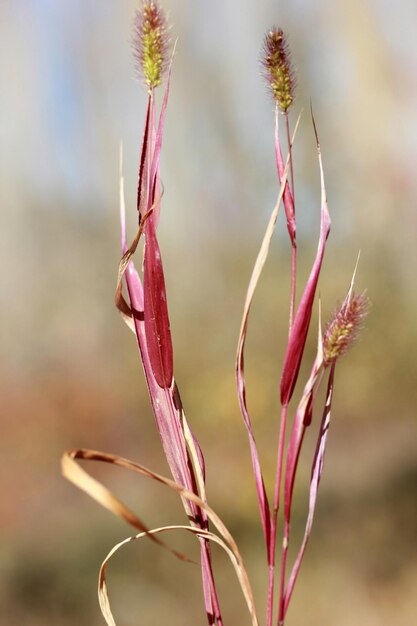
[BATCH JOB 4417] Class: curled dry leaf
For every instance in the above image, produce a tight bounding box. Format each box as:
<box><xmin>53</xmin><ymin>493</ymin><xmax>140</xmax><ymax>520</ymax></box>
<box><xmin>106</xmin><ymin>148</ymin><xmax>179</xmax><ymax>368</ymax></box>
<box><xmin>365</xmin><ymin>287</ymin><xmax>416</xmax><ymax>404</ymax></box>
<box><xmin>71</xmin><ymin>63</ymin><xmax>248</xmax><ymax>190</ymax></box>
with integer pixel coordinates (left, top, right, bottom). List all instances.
<box><xmin>99</xmin><ymin>526</ymin><xmax>255</xmax><ymax>626</ymax></box>
<box><xmin>62</xmin><ymin>449</ymin><xmax>259</xmax><ymax>626</ymax></box>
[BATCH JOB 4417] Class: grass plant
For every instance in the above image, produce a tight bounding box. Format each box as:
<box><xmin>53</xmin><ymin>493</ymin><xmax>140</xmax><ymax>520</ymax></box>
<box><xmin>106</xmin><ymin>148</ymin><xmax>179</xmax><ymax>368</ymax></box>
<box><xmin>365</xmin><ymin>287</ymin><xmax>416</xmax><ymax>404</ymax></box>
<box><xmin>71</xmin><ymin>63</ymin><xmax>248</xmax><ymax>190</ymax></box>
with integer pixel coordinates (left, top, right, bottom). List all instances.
<box><xmin>62</xmin><ymin>3</ymin><xmax>369</xmax><ymax>624</ymax></box>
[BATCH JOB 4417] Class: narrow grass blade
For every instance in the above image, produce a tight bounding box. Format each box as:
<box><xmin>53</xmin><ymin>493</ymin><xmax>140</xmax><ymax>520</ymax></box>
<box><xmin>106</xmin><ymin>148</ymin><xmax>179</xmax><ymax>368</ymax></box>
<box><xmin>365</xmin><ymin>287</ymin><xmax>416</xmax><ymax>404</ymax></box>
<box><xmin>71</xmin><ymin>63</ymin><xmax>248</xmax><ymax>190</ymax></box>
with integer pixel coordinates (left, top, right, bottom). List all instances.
<box><xmin>148</xmin><ymin>43</ymin><xmax>176</xmax><ymax>227</ymax></box>
<box><xmin>121</xmin><ymin>260</ymin><xmax>222</xmax><ymax>622</ymax></box>
<box><xmin>283</xmin><ymin>365</ymin><xmax>335</xmax><ymax>615</ymax></box>
<box><xmin>137</xmin><ymin>95</ymin><xmax>152</xmax><ymax>220</ymax></box>
<box><xmin>143</xmin><ymin>217</ymin><xmax>174</xmax><ymax>388</ymax></box>
<box><xmin>116</xmin><ymin>56</ymin><xmax>221</xmax><ymax>624</ymax></box>
<box><xmin>275</xmin><ymin>107</ymin><xmax>296</xmax><ymax>245</ymax></box>
<box><xmin>283</xmin><ymin>354</ymin><xmax>323</xmax><ymax>520</ymax></box>
<box><xmin>235</xmin><ymin>112</ymin><xmax>302</xmax><ymax>549</ymax></box>
<box><xmin>124</xmin><ymin>261</ymin><xmax>218</xmax><ymax>626</ymax></box>
<box><xmin>116</xmin><ymin>162</ymin><xmax>190</xmax><ymax>496</ymax></box>
<box><xmin>280</xmin><ymin>112</ymin><xmax>331</xmax><ymax>406</ymax></box>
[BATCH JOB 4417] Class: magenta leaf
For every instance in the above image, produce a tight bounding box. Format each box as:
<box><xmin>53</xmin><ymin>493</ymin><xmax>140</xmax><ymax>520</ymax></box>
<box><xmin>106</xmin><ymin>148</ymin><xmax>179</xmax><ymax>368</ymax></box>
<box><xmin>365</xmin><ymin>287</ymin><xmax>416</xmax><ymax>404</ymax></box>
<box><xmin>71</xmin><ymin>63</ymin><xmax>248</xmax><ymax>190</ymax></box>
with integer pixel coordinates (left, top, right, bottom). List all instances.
<box><xmin>275</xmin><ymin>109</ymin><xmax>296</xmax><ymax>245</ymax></box>
<box><xmin>283</xmin><ymin>365</ymin><xmax>335</xmax><ymax>616</ymax></box>
<box><xmin>235</xmin><ymin>112</ymin><xmax>302</xmax><ymax>552</ymax></box>
<box><xmin>236</xmin><ymin>341</ymin><xmax>271</xmax><ymax>547</ymax></box>
<box><xmin>283</xmin><ymin>354</ymin><xmax>323</xmax><ymax>520</ymax></box>
<box><xmin>280</xmin><ymin>117</ymin><xmax>330</xmax><ymax>406</ymax></box>
<box><xmin>148</xmin><ymin>51</ymin><xmax>174</xmax><ymax>226</ymax></box>
<box><xmin>137</xmin><ymin>95</ymin><xmax>152</xmax><ymax>220</ymax></box>
<box><xmin>143</xmin><ymin>217</ymin><xmax>174</xmax><ymax>389</ymax></box>
<box><xmin>125</xmin><ymin>263</ymin><xmax>188</xmax><ymax>485</ymax></box>
<box><xmin>140</xmin><ymin>55</ymin><xmax>176</xmax><ymax>390</ymax></box>
<box><xmin>122</xmin><ymin>142</ymin><xmax>224</xmax><ymax>624</ymax></box>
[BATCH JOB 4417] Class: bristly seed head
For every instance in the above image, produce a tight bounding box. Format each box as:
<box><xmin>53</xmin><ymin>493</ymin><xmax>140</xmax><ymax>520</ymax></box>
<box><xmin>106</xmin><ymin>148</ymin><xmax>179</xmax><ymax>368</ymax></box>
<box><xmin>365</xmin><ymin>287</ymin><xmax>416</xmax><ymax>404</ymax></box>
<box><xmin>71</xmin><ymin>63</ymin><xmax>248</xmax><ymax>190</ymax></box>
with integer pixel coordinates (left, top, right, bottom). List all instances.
<box><xmin>133</xmin><ymin>1</ymin><xmax>170</xmax><ymax>90</ymax></box>
<box><xmin>262</xmin><ymin>28</ymin><xmax>296</xmax><ymax>113</ymax></box>
<box><xmin>323</xmin><ymin>292</ymin><xmax>370</xmax><ymax>367</ymax></box>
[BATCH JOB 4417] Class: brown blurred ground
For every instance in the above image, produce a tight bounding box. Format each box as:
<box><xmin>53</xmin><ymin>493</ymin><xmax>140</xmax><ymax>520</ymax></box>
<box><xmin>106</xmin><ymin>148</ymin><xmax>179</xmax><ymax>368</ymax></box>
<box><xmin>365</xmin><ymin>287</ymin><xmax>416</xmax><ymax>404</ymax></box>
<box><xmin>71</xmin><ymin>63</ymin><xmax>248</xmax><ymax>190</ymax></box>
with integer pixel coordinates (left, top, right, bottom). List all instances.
<box><xmin>1</xmin><ymin>1</ymin><xmax>416</xmax><ymax>625</ymax></box>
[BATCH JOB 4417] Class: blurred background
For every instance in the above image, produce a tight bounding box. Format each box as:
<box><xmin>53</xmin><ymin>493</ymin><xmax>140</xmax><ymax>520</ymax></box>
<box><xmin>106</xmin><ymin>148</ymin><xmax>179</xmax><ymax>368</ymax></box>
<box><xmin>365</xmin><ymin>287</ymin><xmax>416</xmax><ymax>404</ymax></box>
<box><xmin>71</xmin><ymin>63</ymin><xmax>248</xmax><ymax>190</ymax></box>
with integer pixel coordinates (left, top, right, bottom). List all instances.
<box><xmin>1</xmin><ymin>0</ymin><xmax>416</xmax><ymax>624</ymax></box>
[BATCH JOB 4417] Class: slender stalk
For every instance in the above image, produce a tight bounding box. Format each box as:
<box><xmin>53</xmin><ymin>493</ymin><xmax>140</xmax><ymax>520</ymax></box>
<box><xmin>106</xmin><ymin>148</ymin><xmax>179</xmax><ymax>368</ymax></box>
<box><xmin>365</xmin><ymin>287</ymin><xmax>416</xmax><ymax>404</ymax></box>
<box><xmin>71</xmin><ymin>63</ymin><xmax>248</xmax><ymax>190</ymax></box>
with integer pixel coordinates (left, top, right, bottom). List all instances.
<box><xmin>266</xmin><ymin>561</ymin><xmax>275</xmax><ymax>626</ymax></box>
<box><xmin>276</xmin><ymin>364</ymin><xmax>326</xmax><ymax>625</ymax></box>
<box><xmin>285</xmin><ymin>113</ymin><xmax>295</xmax><ymax>203</ymax></box>
<box><xmin>201</xmin><ymin>540</ymin><xmax>224</xmax><ymax>626</ymax></box>
<box><xmin>277</xmin><ymin>519</ymin><xmax>290</xmax><ymax>626</ymax></box>
<box><xmin>140</xmin><ymin>90</ymin><xmax>224</xmax><ymax>626</ymax></box>
<box><xmin>285</xmin><ymin>112</ymin><xmax>297</xmax><ymax>332</ymax></box>
<box><xmin>277</xmin><ymin>424</ymin><xmax>307</xmax><ymax>626</ymax></box>
<box><xmin>289</xmin><ymin>245</ymin><xmax>297</xmax><ymax>332</ymax></box>
<box><xmin>266</xmin><ymin>402</ymin><xmax>289</xmax><ymax>626</ymax></box>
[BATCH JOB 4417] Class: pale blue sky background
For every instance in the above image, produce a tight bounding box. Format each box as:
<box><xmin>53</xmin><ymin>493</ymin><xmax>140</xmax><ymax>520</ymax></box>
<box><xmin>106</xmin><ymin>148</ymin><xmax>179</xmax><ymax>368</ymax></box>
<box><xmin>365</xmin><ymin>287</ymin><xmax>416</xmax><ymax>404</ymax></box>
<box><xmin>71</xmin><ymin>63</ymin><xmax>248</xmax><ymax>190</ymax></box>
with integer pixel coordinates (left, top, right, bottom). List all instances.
<box><xmin>2</xmin><ymin>0</ymin><xmax>416</xmax><ymax>223</ymax></box>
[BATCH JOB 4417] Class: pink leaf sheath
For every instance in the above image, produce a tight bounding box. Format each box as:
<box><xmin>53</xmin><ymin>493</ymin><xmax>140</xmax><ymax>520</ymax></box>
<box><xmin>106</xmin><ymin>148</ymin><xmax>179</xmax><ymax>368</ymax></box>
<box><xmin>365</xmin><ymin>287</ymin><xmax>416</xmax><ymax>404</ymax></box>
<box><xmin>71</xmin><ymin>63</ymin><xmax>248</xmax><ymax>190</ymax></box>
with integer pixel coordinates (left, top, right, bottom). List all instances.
<box><xmin>235</xmin><ymin>112</ymin><xmax>302</xmax><ymax>554</ymax></box>
<box><xmin>143</xmin><ymin>216</ymin><xmax>174</xmax><ymax>389</ymax></box>
<box><xmin>137</xmin><ymin>95</ymin><xmax>152</xmax><ymax>220</ymax></box>
<box><xmin>148</xmin><ymin>50</ymin><xmax>175</xmax><ymax>227</ymax></box>
<box><xmin>121</xmin><ymin>86</ymin><xmax>224</xmax><ymax>622</ymax></box>
<box><xmin>235</xmin><ymin>176</ymin><xmax>285</xmax><ymax>550</ymax></box>
<box><xmin>280</xmin><ymin>115</ymin><xmax>330</xmax><ymax>406</ymax></box>
<box><xmin>127</xmin><ymin>261</ymin><xmax>223</xmax><ymax>625</ymax></box>
<box><xmin>125</xmin><ymin>264</ymin><xmax>188</xmax><ymax>490</ymax></box>
<box><xmin>284</xmin><ymin>365</ymin><xmax>335</xmax><ymax>616</ymax></box>
<box><xmin>275</xmin><ymin>108</ymin><xmax>296</xmax><ymax>246</ymax></box>
<box><xmin>141</xmin><ymin>55</ymin><xmax>176</xmax><ymax>389</ymax></box>
<box><xmin>283</xmin><ymin>354</ymin><xmax>323</xmax><ymax>521</ymax></box>
<box><xmin>120</xmin><ymin>44</ymin><xmax>224</xmax><ymax>622</ymax></box>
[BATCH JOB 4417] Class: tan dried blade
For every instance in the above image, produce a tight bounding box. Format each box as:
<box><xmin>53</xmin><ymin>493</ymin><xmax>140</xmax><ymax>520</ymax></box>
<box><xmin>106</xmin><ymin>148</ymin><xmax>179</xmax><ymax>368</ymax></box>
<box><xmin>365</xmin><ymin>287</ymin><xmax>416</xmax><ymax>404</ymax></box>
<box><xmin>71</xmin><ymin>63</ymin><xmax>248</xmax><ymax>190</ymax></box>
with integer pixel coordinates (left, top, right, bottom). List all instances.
<box><xmin>61</xmin><ymin>451</ymin><xmax>190</xmax><ymax>562</ymax></box>
<box><xmin>99</xmin><ymin>526</ymin><xmax>256</xmax><ymax>626</ymax></box>
<box><xmin>62</xmin><ymin>448</ymin><xmax>259</xmax><ymax>626</ymax></box>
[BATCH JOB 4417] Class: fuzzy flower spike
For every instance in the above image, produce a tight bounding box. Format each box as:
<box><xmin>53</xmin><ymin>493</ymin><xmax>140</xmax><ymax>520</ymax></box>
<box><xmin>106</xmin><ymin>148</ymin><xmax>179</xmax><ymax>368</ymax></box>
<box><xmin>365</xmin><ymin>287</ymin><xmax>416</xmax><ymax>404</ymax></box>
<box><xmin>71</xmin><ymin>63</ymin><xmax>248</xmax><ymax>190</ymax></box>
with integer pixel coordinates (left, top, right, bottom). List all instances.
<box><xmin>262</xmin><ymin>28</ymin><xmax>296</xmax><ymax>112</ymax></box>
<box><xmin>323</xmin><ymin>291</ymin><xmax>370</xmax><ymax>367</ymax></box>
<box><xmin>134</xmin><ymin>0</ymin><xmax>170</xmax><ymax>90</ymax></box>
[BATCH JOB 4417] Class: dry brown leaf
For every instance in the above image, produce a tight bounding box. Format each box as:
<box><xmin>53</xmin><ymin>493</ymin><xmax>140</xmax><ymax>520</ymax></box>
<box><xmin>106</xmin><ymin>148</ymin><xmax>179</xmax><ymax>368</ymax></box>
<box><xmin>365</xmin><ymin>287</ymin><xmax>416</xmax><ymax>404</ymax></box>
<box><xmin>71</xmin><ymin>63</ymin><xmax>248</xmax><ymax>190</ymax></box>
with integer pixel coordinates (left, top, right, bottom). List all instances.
<box><xmin>62</xmin><ymin>448</ymin><xmax>259</xmax><ymax>626</ymax></box>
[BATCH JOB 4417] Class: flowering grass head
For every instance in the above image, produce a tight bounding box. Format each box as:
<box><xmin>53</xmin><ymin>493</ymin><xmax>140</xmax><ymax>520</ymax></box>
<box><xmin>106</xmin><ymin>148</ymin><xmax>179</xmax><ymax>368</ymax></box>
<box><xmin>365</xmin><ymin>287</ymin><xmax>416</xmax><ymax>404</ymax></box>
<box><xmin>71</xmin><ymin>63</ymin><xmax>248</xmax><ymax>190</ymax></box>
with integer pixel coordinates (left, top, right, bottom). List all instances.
<box><xmin>262</xmin><ymin>28</ymin><xmax>296</xmax><ymax>112</ymax></box>
<box><xmin>323</xmin><ymin>291</ymin><xmax>370</xmax><ymax>366</ymax></box>
<box><xmin>133</xmin><ymin>0</ymin><xmax>170</xmax><ymax>90</ymax></box>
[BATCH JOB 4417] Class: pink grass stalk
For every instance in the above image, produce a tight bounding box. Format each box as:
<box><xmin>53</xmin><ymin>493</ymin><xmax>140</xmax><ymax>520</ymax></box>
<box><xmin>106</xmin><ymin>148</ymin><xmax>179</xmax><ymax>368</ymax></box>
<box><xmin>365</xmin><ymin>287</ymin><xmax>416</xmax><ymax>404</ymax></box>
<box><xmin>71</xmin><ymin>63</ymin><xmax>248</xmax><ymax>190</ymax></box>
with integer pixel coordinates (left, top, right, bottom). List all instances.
<box><xmin>280</xmin><ymin>288</ymin><xmax>369</xmax><ymax>622</ymax></box>
<box><xmin>64</xmin><ymin>10</ymin><xmax>369</xmax><ymax>625</ymax></box>
<box><xmin>250</xmin><ymin>29</ymin><xmax>366</xmax><ymax>626</ymax></box>
<box><xmin>120</xmin><ymin>3</ymin><xmax>224</xmax><ymax>623</ymax></box>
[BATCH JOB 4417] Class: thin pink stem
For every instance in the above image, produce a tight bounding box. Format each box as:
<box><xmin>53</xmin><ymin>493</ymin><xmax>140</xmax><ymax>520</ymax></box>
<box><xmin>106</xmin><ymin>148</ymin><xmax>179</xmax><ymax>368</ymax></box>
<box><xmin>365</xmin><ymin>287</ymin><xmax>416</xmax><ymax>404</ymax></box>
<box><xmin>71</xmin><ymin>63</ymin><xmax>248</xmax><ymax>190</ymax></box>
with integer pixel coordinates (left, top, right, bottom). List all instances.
<box><xmin>282</xmin><ymin>368</ymin><xmax>328</xmax><ymax>617</ymax></box>
<box><xmin>285</xmin><ymin>112</ymin><xmax>297</xmax><ymax>332</ymax></box>
<box><xmin>277</xmin><ymin>366</ymin><xmax>326</xmax><ymax>624</ymax></box>
<box><xmin>277</xmin><ymin>520</ymin><xmax>289</xmax><ymax>626</ymax></box>
<box><xmin>266</xmin><ymin>402</ymin><xmax>289</xmax><ymax>626</ymax></box>
<box><xmin>277</xmin><ymin>424</ymin><xmax>306</xmax><ymax>626</ymax></box>
<box><xmin>285</xmin><ymin>113</ymin><xmax>295</xmax><ymax>203</ymax></box>
<box><xmin>266</xmin><ymin>562</ymin><xmax>275</xmax><ymax>626</ymax></box>
<box><xmin>289</xmin><ymin>245</ymin><xmax>297</xmax><ymax>333</ymax></box>
<box><xmin>201</xmin><ymin>540</ymin><xmax>224</xmax><ymax>626</ymax></box>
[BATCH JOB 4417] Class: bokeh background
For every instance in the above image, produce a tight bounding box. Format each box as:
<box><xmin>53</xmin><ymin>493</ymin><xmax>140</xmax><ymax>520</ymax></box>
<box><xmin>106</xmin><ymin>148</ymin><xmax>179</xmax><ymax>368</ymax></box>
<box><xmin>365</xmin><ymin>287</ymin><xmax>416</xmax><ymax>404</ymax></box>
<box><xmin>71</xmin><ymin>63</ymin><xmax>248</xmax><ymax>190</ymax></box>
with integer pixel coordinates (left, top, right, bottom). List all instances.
<box><xmin>1</xmin><ymin>1</ymin><xmax>416</xmax><ymax>624</ymax></box>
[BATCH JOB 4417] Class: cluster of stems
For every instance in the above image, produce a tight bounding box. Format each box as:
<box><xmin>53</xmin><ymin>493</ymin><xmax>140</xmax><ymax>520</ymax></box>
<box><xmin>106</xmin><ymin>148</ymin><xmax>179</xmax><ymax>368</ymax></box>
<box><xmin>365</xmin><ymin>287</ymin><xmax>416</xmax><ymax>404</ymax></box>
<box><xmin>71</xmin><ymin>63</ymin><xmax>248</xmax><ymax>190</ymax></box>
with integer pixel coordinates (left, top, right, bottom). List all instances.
<box><xmin>63</xmin><ymin>5</ymin><xmax>368</xmax><ymax>626</ymax></box>
<box><xmin>240</xmin><ymin>27</ymin><xmax>368</xmax><ymax>626</ymax></box>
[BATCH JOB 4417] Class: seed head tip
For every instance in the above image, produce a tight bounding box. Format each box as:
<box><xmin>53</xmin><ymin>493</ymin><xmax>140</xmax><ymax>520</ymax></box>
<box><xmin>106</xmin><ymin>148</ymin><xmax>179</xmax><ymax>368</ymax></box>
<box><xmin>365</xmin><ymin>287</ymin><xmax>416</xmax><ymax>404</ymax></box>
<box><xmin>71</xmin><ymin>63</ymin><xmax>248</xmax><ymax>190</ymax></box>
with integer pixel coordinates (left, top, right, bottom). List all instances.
<box><xmin>262</xmin><ymin>28</ymin><xmax>296</xmax><ymax>112</ymax></box>
<box><xmin>133</xmin><ymin>1</ymin><xmax>170</xmax><ymax>90</ymax></box>
<box><xmin>323</xmin><ymin>291</ymin><xmax>370</xmax><ymax>367</ymax></box>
